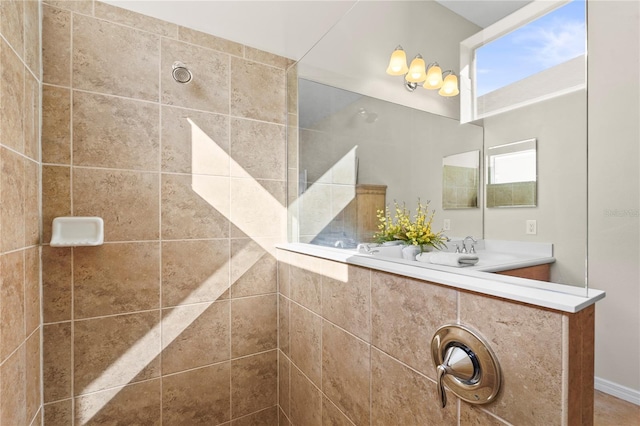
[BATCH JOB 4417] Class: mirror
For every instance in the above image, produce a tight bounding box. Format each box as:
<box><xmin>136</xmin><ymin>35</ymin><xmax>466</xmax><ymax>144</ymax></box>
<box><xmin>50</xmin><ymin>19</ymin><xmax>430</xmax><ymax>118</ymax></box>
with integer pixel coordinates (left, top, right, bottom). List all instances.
<box><xmin>288</xmin><ymin>0</ymin><xmax>587</xmax><ymax>291</ymax></box>
<box><xmin>486</xmin><ymin>139</ymin><xmax>536</xmax><ymax>208</ymax></box>
<box><xmin>443</xmin><ymin>150</ymin><xmax>480</xmax><ymax>209</ymax></box>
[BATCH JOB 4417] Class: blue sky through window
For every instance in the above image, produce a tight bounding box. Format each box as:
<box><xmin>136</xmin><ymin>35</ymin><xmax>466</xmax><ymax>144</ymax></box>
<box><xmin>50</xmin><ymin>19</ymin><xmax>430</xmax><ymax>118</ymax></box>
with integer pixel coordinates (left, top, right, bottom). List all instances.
<box><xmin>475</xmin><ymin>0</ymin><xmax>586</xmax><ymax>96</ymax></box>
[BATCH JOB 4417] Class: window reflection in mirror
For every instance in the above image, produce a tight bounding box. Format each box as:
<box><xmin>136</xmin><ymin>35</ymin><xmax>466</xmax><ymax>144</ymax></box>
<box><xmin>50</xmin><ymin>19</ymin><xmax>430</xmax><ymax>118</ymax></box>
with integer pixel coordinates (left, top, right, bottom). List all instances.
<box><xmin>442</xmin><ymin>150</ymin><xmax>480</xmax><ymax>209</ymax></box>
<box><xmin>486</xmin><ymin>139</ymin><xmax>537</xmax><ymax>207</ymax></box>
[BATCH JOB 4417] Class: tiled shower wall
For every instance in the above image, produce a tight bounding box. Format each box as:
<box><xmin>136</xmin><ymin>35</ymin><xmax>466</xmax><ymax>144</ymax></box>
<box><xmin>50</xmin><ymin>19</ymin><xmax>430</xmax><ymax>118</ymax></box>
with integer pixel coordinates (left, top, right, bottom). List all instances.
<box><xmin>0</xmin><ymin>0</ymin><xmax>42</xmax><ymax>425</ymax></box>
<box><xmin>41</xmin><ymin>1</ymin><xmax>289</xmax><ymax>424</ymax></box>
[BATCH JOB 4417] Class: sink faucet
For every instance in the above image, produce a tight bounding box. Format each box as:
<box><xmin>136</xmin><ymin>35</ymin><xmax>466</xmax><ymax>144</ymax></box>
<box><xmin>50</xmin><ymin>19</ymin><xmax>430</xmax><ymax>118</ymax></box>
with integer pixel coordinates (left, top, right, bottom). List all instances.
<box><xmin>462</xmin><ymin>236</ymin><xmax>477</xmax><ymax>254</ymax></box>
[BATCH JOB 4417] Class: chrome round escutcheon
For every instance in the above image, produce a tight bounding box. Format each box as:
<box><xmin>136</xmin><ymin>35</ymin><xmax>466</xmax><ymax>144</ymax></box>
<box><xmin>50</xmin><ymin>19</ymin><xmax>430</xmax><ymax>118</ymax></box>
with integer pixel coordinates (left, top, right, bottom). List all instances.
<box><xmin>431</xmin><ymin>324</ymin><xmax>501</xmax><ymax>407</ymax></box>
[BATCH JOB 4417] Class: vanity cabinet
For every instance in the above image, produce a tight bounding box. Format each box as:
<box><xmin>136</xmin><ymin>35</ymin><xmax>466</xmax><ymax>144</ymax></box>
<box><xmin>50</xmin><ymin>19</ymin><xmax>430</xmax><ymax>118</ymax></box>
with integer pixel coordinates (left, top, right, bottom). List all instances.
<box><xmin>497</xmin><ymin>263</ymin><xmax>551</xmax><ymax>281</ymax></box>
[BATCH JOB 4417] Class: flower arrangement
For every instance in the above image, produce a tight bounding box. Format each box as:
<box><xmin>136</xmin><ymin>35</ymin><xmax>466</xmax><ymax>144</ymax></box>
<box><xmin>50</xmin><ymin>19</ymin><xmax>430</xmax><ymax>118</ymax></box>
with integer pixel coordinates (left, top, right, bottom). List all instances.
<box><xmin>373</xmin><ymin>199</ymin><xmax>447</xmax><ymax>250</ymax></box>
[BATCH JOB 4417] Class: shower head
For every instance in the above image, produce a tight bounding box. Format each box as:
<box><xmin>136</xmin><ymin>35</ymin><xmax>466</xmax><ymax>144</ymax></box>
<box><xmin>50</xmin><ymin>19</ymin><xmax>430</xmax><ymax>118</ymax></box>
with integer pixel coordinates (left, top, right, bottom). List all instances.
<box><xmin>172</xmin><ymin>61</ymin><xmax>192</xmax><ymax>84</ymax></box>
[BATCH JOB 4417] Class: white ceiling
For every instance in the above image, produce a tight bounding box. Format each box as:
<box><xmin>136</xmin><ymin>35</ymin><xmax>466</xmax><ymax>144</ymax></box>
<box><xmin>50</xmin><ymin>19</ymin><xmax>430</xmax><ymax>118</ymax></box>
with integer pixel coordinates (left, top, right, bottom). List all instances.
<box><xmin>104</xmin><ymin>1</ymin><xmax>532</xmax><ymax>61</ymax></box>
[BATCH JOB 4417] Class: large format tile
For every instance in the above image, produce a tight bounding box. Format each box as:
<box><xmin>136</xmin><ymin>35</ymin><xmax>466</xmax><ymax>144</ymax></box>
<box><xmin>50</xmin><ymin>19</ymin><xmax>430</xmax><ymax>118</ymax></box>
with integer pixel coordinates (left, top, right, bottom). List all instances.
<box><xmin>161</xmin><ymin>301</ymin><xmax>230</xmax><ymax>374</ymax></box>
<box><xmin>44</xmin><ymin>400</ymin><xmax>73</xmax><ymax>425</ymax></box>
<box><xmin>459</xmin><ymin>404</ymin><xmax>510</xmax><ymax>426</ymax></box>
<box><xmin>73</xmin><ymin>242</ymin><xmax>161</xmax><ymax>318</ymax></box>
<box><xmin>278</xmin><ymin>295</ymin><xmax>290</xmax><ymax>356</ymax></box>
<box><xmin>231</xmin><ymin>294</ymin><xmax>277</xmax><ymax>358</ymax></box>
<box><xmin>73</xmin><ymin>91</ymin><xmax>160</xmax><ymax>171</ymax></box>
<box><xmin>371</xmin><ymin>271</ymin><xmax>457</xmax><ymax>377</ymax></box>
<box><xmin>161</xmin><ymin>38</ymin><xmax>229</xmax><ymax>114</ymax></box>
<box><xmin>230</xmin><ymin>178</ymin><xmax>286</xmax><ymax>239</ymax></box>
<box><xmin>73</xmin><ymin>168</ymin><xmax>159</xmax><ymax>242</ymax></box>
<box><xmin>245</xmin><ymin>47</ymin><xmax>292</xmax><ymax>70</ymax></box>
<box><xmin>95</xmin><ymin>1</ymin><xmax>178</xmax><ymax>37</ymax></box>
<box><xmin>42</xmin><ymin>4</ymin><xmax>71</xmax><ymax>86</ymax></box>
<box><xmin>42</xmin><ymin>246</ymin><xmax>72</xmax><ymax>323</ymax></box>
<box><xmin>24</xmin><ymin>159</ymin><xmax>39</xmax><ymax>247</ymax></box>
<box><xmin>43</xmin><ymin>322</ymin><xmax>72</xmax><ymax>403</ymax></box>
<box><xmin>161</xmin><ymin>106</ymin><xmax>229</xmax><ymax>175</ymax></box>
<box><xmin>322</xmin><ymin>265</ymin><xmax>370</xmax><ymax>341</ymax></box>
<box><xmin>26</xmin><ymin>333</ymin><xmax>42</xmax><ymax>423</ymax></box>
<box><xmin>0</xmin><ymin>0</ymin><xmax>24</xmax><ymax>59</ymax></box>
<box><xmin>73</xmin><ymin>14</ymin><xmax>159</xmax><ymax>101</ymax></box>
<box><xmin>322</xmin><ymin>396</ymin><xmax>354</xmax><ymax>426</ymax></box>
<box><xmin>290</xmin><ymin>364</ymin><xmax>321</xmax><ymax>426</ymax></box>
<box><xmin>161</xmin><ymin>173</ymin><xmax>230</xmax><ymax>240</ymax></box>
<box><xmin>231</xmin><ymin>57</ymin><xmax>286</xmax><ymax>124</ymax></box>
<box><xmin>24</xmin><ymin>0</ymin><xmax>41</xmax><ymax>76</ymax></box>
<box><xmin>459</xmin><ymin>292</ymin><xmax>564</xmax><ymax>425</ymax></box>
<box><xmin>42</xmin><ymin>165</ymin><xmax>70</xmax><ymax>244</ymax></box>
<box><xmin>0</xmin><ymin>148</ymin><xmax>25</xmax><ymax>252</ymax></box>
<box><xmin>24</xmin><ymin>247</ymin><xmax>40</xmax><ymax>335</ymax></box>
<box><xmin>177</xmin><ymin>26</ymin><xmax>243</xmax><ymax>56</ymax></box>
<box><xmin>0</xmin><ymin>250</ymin><xmax>25</xmax><ymax>361</ymax></box>
<box><xmin>24</xmin><ymin>71</ymin><xmax>40</xmax><ymax>162</ymax></box>
<box><xmin>161</xmin><ymin>239</ymin><xmax>230</xmax><ymax>307</ymax></box>
<box><xmin>162</xmin><ymin>364</ymin><xmax>230</xmax><ymax>425</ymax></box>
<box><xmin>230</xmin><ymin>118</ymin><xmax>286</xmax><ymax>180</ymax></box>
<box><xmin>322</xmin><ymin>321</ymin><xmax>370</xmax><ymax>426</ymax></box>
<box><xmin>287</xmin><ymin>252</ymin><xmax>322</xmax><ymax>314</ymax></box>
<box><xmin>289</xmin><ymin>302</ymin><xmax>322</xmax><ymax>387</ymax></box>
<box><xmin>44</xmin><ymin>0</ymin><xmax>93</xmax><ymax>15</ymax></box>
<box><xmin>231</xmin><ymin>350</ymin><xmax>278</xmax><ymax>418</ymax></box>
<box><xmin>0</xmin><ymin>345</ymin><xmax>27</xmax><ymax>425</ymax></box>
<box><xmin>278</xmin><ymin>351</ymin><xmax>290</xmax><ymax>417</ymax></box>
<box><xmin>74</xmin><ymin>311</ymin><xmax>161</xmax><ymax>395</ymax></box>
<box><xmin>231</xmin><ymin>406</ymin><xmax>279</xmax><ymax>426</ymax></box>
<box><xmin>230</xmin><ymin>238</ymin><xmax>277</xmax><ymax>298</ymax></box>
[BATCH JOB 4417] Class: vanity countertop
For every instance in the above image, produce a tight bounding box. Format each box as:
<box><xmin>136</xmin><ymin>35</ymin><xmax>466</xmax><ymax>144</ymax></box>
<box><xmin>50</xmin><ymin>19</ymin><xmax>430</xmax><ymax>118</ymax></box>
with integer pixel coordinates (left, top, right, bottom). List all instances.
<box><xmin>277</xmin><ymin>243</ymin><xmax>605</xmax><ymax>313</ymax></box>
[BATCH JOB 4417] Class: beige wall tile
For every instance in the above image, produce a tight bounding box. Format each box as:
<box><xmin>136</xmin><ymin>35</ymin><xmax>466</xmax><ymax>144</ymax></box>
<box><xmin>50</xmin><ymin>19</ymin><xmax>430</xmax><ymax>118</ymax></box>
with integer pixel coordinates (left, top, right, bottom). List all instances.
<box><xmin>43</xmin><ymin>322</ymin><xmax>72</xmax><ymax>403</ymax></box>
<box><xmin>230</xmin><ymin>178</ymin><xmax>286</xmax><ymax>240</ymax></box>
<box><xmin>73</xmin><ymin>242</ymin><xmax>160</xmax><ymax>318</ymax></box>
<box><xmin>42</xmin><ymin>166</ymin><xmax>70</xmax><ymax>244</ymax></box>
<box><xmin>278</xmin><ymin>295</ymin><xmax>290</xmax><ymax>356</ymax></box>
<box><xmin>231</xmin><ymin>238</ymin><xmax>277</xmax><ymax>298</ymax></box>
<box><xmin>277</xmin><ymin>249</ymin><xmax>290</xmax><ymax>297</ymax></box>
<box><xmin>231</xmin><ymin>406</ymin><xmax>278</xmax><ymax>426</ymax></box>
<box><xmin>244</xmin><ymin>46</ymin><xmax>293</xmax><ymax>70</ymax></box>
<box><xmin>289</xmin><ymin>302</ymin><xmax>321</xmax><ymax>387</ymax></box>
<box><xmin>231</xmin><ymin>57</ymin><xmax>286</xmax><ymax>125</ymax></box>
<box><xmin>161</xmin><ymin>301</ymin><xmax>230</xmax><ymax>374</ymax></box>
<box><xmin>322</xmin><ymin>396</ymin><xmax>354</xmax><ymax>426</ymax></box>
<box><xmin>42</xmin><ymin>84</ymin><xmax>71</xmax><ymax>164</ymax></box>
<box><xmin>95</xmin><ymin>1</ymin><xmax>177</xmax><ymax>37</ymax></box>
<box><xmin>0</xmin><ymin>344</ymin><xmax>27</xmax><ymax>425</ymax></box>
<box><xmin>161</xmin><ymin>38</ymin><xmax>229</xmax><ymax>114</ymax></box>
<box><xmin>161</xmin><ymin>106</ymin><xmax>230</xmax><ymax>175</ymax></box>
<box><xmin>371</xmin><ymin>271</ymin><xmax>457</xmax><ymax>377</ymax></box>
<box><xmin>73</xmin><ymin>91</ymin><xmax>160</xmax><ymax>171</ymax></box>
<box><xmin>290</xmin><ymin>364</ymin><xmax>321</xmax><ymax>426</ymax></box>
<box><xmin>44</xmin><ymin>0</ymin><xmax>94</xmax><ymax>15</ymax></box>
<box><xmin>73</xmin><ymin>14</ymin><xmax>159</xmax><ymax>101</ymax></box>
<box><xmin>24</xmin><ymin>159</ymin><xmax>39</xmax><ymax>247</ymax></box>
<box><xmin>288</xmin><ymin>254</ymin><xmax>322</xmax><ymax>314</ymax></box>
<box><xmin>30</xmin><ymin>409</ymin><xmax>42</xmax><ymax>426</ymax></box>
<box><xmin>322</xmin><ymin>265</ymin><xmax>370</xmax><ymax>341</ymax></box>
<box><xmin>459</xmin><ymin>404</ymin><xmax>510</xmax><ymax>426</ymax></box>
<box><xmin>73</xmin><ymin>168</ymin><xmax>159</xmax><ymax>242</ymax></box>
<box><xmin>371</xmin><ymin>347</ymin><xmax>457</xmax><ymax>426</ymax></box>
<box><xmin>161</xmin><ymin>239</ymin><xmax>230</xmax><ymax>307</ymax></box>
<box><xmin>279</xmin><ymin>406</ymin><xmax>291</xmax><ymax>426</ymax></box>
<box><xmin>322</xmin><ymin>321</ymin><xmax>370</xmax><ymax>426</ymax></box>
<box><xmin>0</xmin><ymin>43</ymin><xmax>25</xmax><ymax>153</ymax></box>
<box><xmin>24</xmin><ymin>71</ymin><xmax>40</xmax><ymax>162</ymax></box>
<box><xmin>75</xmin><ymin>379</ymin><xmax>161</xmax><ymax>425</ymax></box>
<box><xmin>23</xmin><ymin>0</ymin><xmax>40</xmax><ymax>76</ymax></box>
<box><xmin>459</xmin><ymin>292</ymin><xmax>564</xmax><ymax>425</ymax></box>
<box><xmin>26</xmin><ymin>332</ymin><xmax>42</xmax><ymax>423</ymax></box>
<box><xmin>162</xmin><ymin>363</ymin><xmax>231</xmax><ymax>425</ymax></box>
<box><xmin>74</xmin><ymin>311</ymin><xmax>160</xmax><ymax>394</ymax></box>
<box><xmin>161</xmin><ymin>173</ymin><xmax>230</xmax><ymax>240</ymax></box>
<box><xmin>286</xmin><ymin>65</ymin><xmax>298</xmax><ymax>116</ymax></box>
<box><xmin>0</xmin><ymin>250</ymin><xmax>25</xmax><ymax>361</ymax></box>
<box><xmin>24</xmin><ymin>247</ymin><xmax>40</xmax><ymax>335</ymax></box>
<box><xmin>1</xmin><ymin>149</ymin><xmax>25</xmax><ymax>252</ymax></box>
<box><xmin>278</xmin><ymin>351</ymin><xmax>290</xmax><ymax>417</ymax></box>
<box><xmin>0</xmin><ymin>0</ymin><xmax>24</xmax><ymax>59</ymax></box>
<box><xmin>177</xmin><ymin>26</ymin><xmax>243</xmax><ymax>56</ymax></box>
<box><xmin>230</xmin><ymin>118</ymin><xmax>286</xmax><ymax>180</ymax></box>
<box><xmin>42</xmin><ymin>5</ymin><xmax>70</xmax><ymax>86</ymax></box>
<box><xmin>44</xmin><ymin>399</ymin><xmax>73</xmax><ymax>425</ymax></box>
<box><xmin>42</xmin><ymin>246</ymin><xmax>72</xmax><ymax>323</ymax></box>
<box><xmin>231</xmin><ymin>294</ymin><xmax>278</xmax><ymax>358</ymax></box>
<box><xmin>231</xmin><ymin>350</ymin><xmax>278</xmax><ymax>418</ymax></box>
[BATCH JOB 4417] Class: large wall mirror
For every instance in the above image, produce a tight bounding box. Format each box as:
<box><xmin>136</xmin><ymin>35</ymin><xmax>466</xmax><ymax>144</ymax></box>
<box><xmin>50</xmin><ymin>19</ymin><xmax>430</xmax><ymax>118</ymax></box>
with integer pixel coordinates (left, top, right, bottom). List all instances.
<box><xmin>287</xmin><ymin>0</ymin><xmax>587</xmax><ymax>293</ymax></box>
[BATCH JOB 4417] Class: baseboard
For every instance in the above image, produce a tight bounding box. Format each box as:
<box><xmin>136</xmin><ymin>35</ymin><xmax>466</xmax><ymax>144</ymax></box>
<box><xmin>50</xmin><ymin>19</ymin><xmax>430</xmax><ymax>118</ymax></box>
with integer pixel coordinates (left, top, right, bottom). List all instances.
<box><xmin>595</xmin><ymin>376</ymin><xmax>640</xmax><ymax>405</ymax></box>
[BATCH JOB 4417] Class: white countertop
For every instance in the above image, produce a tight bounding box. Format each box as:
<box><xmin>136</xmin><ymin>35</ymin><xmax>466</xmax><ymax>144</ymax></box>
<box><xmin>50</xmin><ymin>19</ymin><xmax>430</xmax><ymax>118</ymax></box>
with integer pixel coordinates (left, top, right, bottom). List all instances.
<box><xmin>277</xmin><ymin>243</ymin><xmax>605</xmax><ymax>313</ymax></box>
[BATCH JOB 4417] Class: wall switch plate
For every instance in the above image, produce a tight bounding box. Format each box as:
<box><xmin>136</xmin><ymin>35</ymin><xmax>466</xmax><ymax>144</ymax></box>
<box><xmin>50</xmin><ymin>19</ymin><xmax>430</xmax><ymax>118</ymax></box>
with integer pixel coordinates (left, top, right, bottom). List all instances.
<box><xmin>443</xmin><ymin>219</ymin><xmax>451</xmax><ymax>231</ymax></box>
<box><xmin>526</xmin><ymin>220</ymin><xmax>537</xmax><ymax>235</ymax></box>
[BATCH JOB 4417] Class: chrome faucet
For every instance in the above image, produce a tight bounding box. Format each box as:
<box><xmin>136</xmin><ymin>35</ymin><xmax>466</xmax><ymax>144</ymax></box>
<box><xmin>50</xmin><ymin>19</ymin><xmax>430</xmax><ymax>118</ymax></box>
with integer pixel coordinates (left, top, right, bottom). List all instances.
<box><xmin>462</xmin><ymin>236</ymin><xmax>477</xmax><ymax>254</ymax></box>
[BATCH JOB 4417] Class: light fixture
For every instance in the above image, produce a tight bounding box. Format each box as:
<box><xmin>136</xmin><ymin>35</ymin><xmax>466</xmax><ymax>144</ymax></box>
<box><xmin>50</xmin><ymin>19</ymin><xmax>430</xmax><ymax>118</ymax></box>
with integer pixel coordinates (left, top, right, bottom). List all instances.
<box><xmin>385</xmin><ymin>46</ymin><xmax>459</xmax><ymax>97</ymax></box>
<box><xmin>439</xmin><ymin>71</ymin><xmax>460</xmax><ymax>97</ymax></box>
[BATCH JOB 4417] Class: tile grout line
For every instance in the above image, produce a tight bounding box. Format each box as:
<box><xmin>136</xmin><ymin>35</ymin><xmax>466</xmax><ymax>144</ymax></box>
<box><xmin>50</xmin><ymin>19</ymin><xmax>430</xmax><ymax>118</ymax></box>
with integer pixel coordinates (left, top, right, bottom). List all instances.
<box><xmin>157</xmin><ymin>31</ymin><xmax>164</xmax><ymax>426</ymax></box>
<box><xmin>227</xmin><ymin>51</ymin><xmax>233</xmax><ymax>422</ymax></box>
<box><xmin>69</xmin><ymin>9</ymin><xmax>76</xmax><ymax>425</ymax></box>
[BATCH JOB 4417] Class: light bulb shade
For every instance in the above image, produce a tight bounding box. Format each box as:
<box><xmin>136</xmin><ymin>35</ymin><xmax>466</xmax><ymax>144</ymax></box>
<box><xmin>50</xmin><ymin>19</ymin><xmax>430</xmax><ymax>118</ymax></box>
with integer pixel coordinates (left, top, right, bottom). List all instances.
<box><xmin>386</xmin><ymin>46</ymin><xmax>408</xmax><ymax>76</ymax></box>
<box><xmin>439</xmin><ymin>73</ymin><xmax>459</xmax><ymax>97</ymax></box>
<box><xmin>406</xmin><ymin>55</ymin><xmax>427</xmax><ymax>83</ymax></box>
<box><xmin>423</xmin><ymin>64</ymin><xmax>443</xmax><ymax>89</ymax></box>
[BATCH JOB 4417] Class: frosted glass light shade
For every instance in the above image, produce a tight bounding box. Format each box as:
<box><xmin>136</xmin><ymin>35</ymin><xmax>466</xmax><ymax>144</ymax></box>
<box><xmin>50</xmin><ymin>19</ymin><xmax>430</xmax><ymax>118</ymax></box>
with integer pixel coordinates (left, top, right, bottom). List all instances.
<box><xmin>386</xmin><ymin>46</ymin><xmax>408</xmax><ymax>76</ymax></box>
<box><xmin>439</xmin><ymin>73</ymin><xmax>460</xmax><ymax>97</ymax></box>
<box><xmin>423</xmin><ymin>64</ymin><xmax>443</xmax><ymax>89</ymax></box>
<box><xmin>406</xmin><ymin>55</ymin><xmax>427</xmax><ymax>83</ymax></box>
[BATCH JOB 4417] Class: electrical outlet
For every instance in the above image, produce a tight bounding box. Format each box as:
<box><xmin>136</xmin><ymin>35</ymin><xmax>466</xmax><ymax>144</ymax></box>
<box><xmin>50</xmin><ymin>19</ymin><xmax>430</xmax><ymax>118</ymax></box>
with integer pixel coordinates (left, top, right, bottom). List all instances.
<box><xmin>443</xmin><ymin>219</ymin><xmax>451</xmax><ymax>231</ymax></box>
<box><xmin>526</xmin><ymin>220</ymin><xmax>537</xmax><ymax>235</ymax></box>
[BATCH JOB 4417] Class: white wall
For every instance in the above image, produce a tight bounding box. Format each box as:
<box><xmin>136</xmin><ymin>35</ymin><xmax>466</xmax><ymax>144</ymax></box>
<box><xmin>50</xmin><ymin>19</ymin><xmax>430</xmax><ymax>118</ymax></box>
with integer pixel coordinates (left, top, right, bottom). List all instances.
<box><xmin>588</xmin><ymin>0</ymin><xmax>640</xmax><ymax>400</ymax></box>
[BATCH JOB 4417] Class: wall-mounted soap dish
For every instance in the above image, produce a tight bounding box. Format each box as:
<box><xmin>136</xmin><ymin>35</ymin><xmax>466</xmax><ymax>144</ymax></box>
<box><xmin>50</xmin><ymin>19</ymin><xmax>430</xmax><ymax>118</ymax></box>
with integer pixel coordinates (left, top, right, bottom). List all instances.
<box><xmin>50</xmin><ymin>217</ymin><xmax>104</xmax><ymax>247</ymax></box>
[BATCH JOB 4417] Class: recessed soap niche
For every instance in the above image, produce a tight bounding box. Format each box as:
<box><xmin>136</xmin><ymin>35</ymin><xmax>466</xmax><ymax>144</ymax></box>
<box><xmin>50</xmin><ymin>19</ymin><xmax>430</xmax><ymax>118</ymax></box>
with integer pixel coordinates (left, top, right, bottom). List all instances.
<box><xmin>50</xmin><ymin>217</ymin><xmax>104</xmax><ymax>247</ymax></box>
